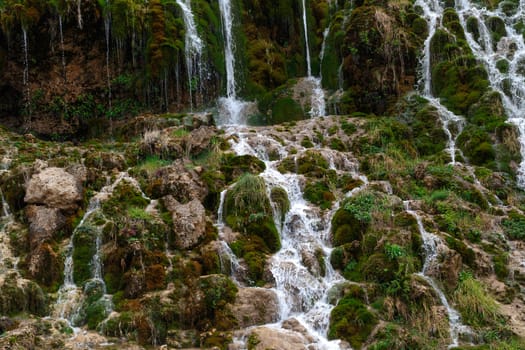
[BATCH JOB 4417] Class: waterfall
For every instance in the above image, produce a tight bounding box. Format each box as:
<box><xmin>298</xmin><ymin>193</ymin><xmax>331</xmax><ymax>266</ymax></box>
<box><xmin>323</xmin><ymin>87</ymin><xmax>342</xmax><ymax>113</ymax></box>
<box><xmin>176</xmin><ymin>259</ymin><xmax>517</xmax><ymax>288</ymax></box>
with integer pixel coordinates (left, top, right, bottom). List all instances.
<box><xmin>104</xmin><ymin>0</ymin><xmax>112</xmax><ymax>109</ymax></box>
<box><xmin>55</xmin><ymin>172</ymin><xmax>149</xmax><ymax>325</ymax></box>
<box><xmin>416</xmin><ymin>0</ymin><xmax>465</xmax><ymax>164</ymax></box>
<box><xmin>301</xmin><ymin>0</ymin><xmax>312</xmax><ymax>77</ymax></box>
<box><xmin>175</xmin><ymin>0</ymin><xmax>205</xmax><ymax>109</ymax></box>
<box><xmin>216</xmin><ymin>0</ymin><xmax>251</xmax><ymax>125</ymax></box>
<box><xmin>454</xmin><ymin>0</ymin><xmax>525</xmax><ymax>187</ymax></box>
<box><xmin>218</xmin><ymin>126</ymin><xmax>368</xmax><ymax>348</ymax></box>
<box><xmin>300</xmin><ymin>0</ymin><xmax>326</xmax><ymax>117</ymax></box>
<box><xmin>58</xmin><ymin>15</ymin><xmax>66</xmax><ymax>82</ymax></box>
<box><xmin>404</xmin><ymin>201</ymin><xmax>474</xmax><ymax>348</ymax></box>
<box><xmin>77</xmin><ymin>0</ymin><xmax>83</xmax><ymax>29</ymax></box>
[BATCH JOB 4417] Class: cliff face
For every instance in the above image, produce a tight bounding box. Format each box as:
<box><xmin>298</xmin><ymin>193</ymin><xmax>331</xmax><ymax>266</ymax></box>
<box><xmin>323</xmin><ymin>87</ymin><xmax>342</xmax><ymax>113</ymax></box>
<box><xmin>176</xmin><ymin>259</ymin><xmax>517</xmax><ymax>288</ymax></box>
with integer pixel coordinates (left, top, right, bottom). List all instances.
<box><xmin>0</xmin><ymin>0</ymin><xmax>425</xmax><ymax>137</ymax></box>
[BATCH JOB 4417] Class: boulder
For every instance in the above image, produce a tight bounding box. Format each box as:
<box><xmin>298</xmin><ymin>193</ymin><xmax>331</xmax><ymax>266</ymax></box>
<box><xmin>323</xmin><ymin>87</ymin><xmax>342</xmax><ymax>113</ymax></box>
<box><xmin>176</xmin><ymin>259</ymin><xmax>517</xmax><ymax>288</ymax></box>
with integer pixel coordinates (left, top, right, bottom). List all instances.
<box><xmin>247</xmin><ymin>326</ymin><xmax>312</xmax><ymax>350</ymax></box>
<box><xmin>26</xmin><ymin>205</ymin><xmax>66</xmax><ymax>250</ymax></box>
<box><xmin>154</xmin><ymin>161</ymin><xmax>208</xmax><ymax>202</ymax></box>
<box><xmin>164</xmin><ymin>196</ymin><xmax>207</xmax><ymax>249</ymax></box>
<box><xmin>232</xmin><ymin>288</ymin><xmax>280</xmax><ymax>328</ymax></box>
<box><xmin>24</xmin><ymin>167</ymin><xmax>82</xmax><ymax>210</ymax></box>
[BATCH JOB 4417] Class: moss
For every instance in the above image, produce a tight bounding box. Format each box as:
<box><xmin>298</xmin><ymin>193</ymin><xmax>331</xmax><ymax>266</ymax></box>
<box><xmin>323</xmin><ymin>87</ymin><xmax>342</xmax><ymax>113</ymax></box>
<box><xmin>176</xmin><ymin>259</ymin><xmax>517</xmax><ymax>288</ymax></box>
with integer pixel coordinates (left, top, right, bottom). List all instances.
<box><xmin>85</xmin><ymin>300</ymin><xmax>110</xmax><ymax>330</ymax></box>
<box><xmin>270</xmin><ymin>186</ymin><xmax>290</xmax><ymax>223</ymax></box>
<box><xmin>296</xmin><ymin>150</ymin><xmax>329</xmax><ymax>176</ymax></box>
<box><xmin>331</xmin><ymin>207</ymin><xmax>367</xmax><ymax>246</ymax></box>
<box><xmin>72</xmin><ymin>225</ymin><xmax>97</xmax><ymax>286</ymax></box>
<box><xmin>221</xmin><ymin>154</ymin><xmax>266</xmax><ymax>183</ymax></box>
<box><xmin>502</xmin><ymin>212</ymin><xmax>525</xmax><ymax>240</ymax></box>
<box><xmin>200</xmin><ymin>274</ymin><xmax>237</xmax><ymax>312</ymax></box>
<box><xmin>328</xmin><ymin>295</ymin><xmax>378</xmax><ymax>348</ymax></box>
<box><xmin>304</xmin><ymin>180</ymin><xmax>335</xmax><ymax>209</ymax></box>
<box><xmin>268</xmin><ymin>97</ymin><xmax>306</xmax><ymax>124</ymax></box>
<box><xmin>445</xmin><ymin>236</ymin><xmax>476</xmax><ymax>267</ymax></box>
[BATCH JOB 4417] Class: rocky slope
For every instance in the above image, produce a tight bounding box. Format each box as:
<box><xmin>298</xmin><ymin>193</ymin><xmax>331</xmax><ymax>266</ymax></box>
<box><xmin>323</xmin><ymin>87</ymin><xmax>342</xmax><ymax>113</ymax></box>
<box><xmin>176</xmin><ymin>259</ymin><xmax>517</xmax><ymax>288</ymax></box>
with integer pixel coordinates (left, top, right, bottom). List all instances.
<box><xmin>0</xmin><ymin>0</ymin><xmax>524</xmax><ymax>349</ymax></box>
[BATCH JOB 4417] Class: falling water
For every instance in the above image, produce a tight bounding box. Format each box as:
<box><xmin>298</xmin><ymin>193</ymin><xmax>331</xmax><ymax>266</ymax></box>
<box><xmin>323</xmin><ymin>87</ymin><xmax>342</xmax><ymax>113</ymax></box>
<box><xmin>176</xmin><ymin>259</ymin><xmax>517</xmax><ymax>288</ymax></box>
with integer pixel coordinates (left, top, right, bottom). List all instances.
<box><xmin>58</xmin><ymin>15</ymin><xmax>66</xmax><ymax>82</ymax></box>
<box><xmin>300</xmin><ymin>0</ymin><xmax>326</xmax><ymax>117</ymax></box>
<box><xmin>416</xmin><ymin>0</ymin><xmax>465</xmax><ymax>164</ymax></box>
<box><xmin>104</xmin><ymin>1</ymin><xmax>112</xmax><ymax>109</ymax></box>
<box><xmin>404</xmin><ymin>201</ymin><xmax>473</xmax><ymax>348</ymax></box>
<box><xmin>301</xmin><ymin>0</ymin><xmax>312</xmax><ymax>77</ymax></box>
<box><xmin>454</xmin><ymin>0</ymin><xmax>525</xmax><ymax>187</ymax></box>
<box><xmin>77</xmin><ymin>0</ymin><xmax>83</xmax><ymax>29</ymax></box>
<box><xmin>220</xmin><ymin>126</ymin><xmax>367</xmax><ymax>348</ymax></box>
<box><xmin>22</xmin><ymin>28</ymin><xmax>29</xmax><ymax>86</ymax></box>
<box><xmin>217</xmin><ymin>0</ymin><xmax>251</xmax><ymax>125</ymax></box>
<box><xmin>56</xmin><ymin>172</ymin><xmax>148</xmax><ymax>325</ymax></box>
<box><xmin>175</xmin><ymin>0</ymin><xmax>205</xmax><ymax>109</ymax></box>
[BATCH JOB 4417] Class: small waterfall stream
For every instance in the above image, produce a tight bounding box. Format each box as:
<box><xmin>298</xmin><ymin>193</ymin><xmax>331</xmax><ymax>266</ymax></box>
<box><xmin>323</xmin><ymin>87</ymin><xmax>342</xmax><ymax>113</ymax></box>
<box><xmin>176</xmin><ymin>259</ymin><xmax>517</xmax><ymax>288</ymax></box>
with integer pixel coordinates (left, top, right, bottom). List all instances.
<box><xmin>300</xmin><ymin>0</ymin><xmax>326</xmax><ymax>118</ymax></box>
<box><xmin>216</xmin><ymin>126</ymin><xmax>371</xmax><ymax>349</ymax></box>
<box><xmin>416</xmin><ymin>0</ymin><xmax>465</xmax><ymax>164</ymax></box>
<box><xmin>175</xmin><ymin>0</ymin><xmax>205</xmax><ymax>109</ymax></box>
<box><xmin>55</xmin><ymin>172</ymin><xmax>149</xmax><ymax>326</ymax></box>
<box><xmin>217</xmin><ymin>0</ymin><xmax>251</xmax><ymax>125</ymax></box>
<box><xmin>404</xmin><ymin>201</ymin><xmax>473</xmax><ymax>348</ymax></box>
<box><xmin>454</xmin><ymin>0</ymin><xmax>525</xmax><ymax>187</ymax></box>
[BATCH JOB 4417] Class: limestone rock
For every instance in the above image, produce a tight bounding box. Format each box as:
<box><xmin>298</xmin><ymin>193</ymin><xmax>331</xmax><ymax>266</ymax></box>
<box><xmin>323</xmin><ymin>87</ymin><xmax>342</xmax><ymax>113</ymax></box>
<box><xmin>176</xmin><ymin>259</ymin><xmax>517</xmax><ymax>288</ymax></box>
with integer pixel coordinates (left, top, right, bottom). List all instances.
<box><xmin>26</xmin><ymin>205</ymin><xmax>66</xmax><ymax>250</ymax></box>
<box><xmin>232</xmin><ymin>288</ymin><xmax>279</xmax><ymax>328</ymax></box>
<box><xmin>247</xmin><ymin>326</ymin><xmax>313</xmax><ymax>350</ymax></box>
<box><xmin>24</xmin><ymin>167</ymin><xmax>82</xmax><ymax>210</ymax></box>
<box><xmin>154</xmin><ymin>161</ymin><xmax>208</xmax><ymax>202</ymax></box>
<box><xmin>164</xmin><ymin>196</ymin><xmax>207</xmax><ymax>249</ymax></box>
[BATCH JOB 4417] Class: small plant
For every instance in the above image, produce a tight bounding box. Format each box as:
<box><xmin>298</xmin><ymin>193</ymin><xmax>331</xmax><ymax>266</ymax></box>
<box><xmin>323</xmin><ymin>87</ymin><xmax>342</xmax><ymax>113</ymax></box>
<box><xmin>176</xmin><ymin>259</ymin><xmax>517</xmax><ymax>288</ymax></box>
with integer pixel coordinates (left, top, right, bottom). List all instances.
<box><xmin>384</xmin><ymin>243</ymin><xmax>405</xmax><ymax>260</ymax></box>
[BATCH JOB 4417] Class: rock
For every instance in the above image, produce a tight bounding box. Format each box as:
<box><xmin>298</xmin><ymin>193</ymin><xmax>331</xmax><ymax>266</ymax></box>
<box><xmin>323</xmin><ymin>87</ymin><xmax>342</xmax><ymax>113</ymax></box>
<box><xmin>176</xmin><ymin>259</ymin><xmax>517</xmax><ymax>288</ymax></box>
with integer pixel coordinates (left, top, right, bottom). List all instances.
<box><xmin>184</xmin><ymin>126</ymin><xmax>216</xmax><ymax>156</ymax></box>
<box><xmin>281</xmin><ymin>318</ymin><xmax>315</xmax><ymax>343</ymax></box>
<box><xmin>26</xmin><ymin>243</ymin><xmax>62</xmax><ymax>286</ymax></box>
<box><xmin>0</xmin><ymin>316</ymin><xmax>16</xmax><ymax>333</ymax></box>
<box><xmin>26</xmin><ymin>205</ymin><xmax>66</xmax><ymax>250</ymax></box>
<box><xmin>164</xmin><ymin>196</ymin><xmax>207</xmax><ymax>249</ymax></box>
<box><xmin>154</xmin><ymin>161</ymin><xmax>208</xmax><ymax>202</ymax></box>
<box><xmin>0</xmin><ymin>320</ymin><xmax>37</xmax><ymax>349</ymax></box>
<box><xmin>24</xmin><ymin>167</ymin><xmax>82</xmax><ymax>210</ymax></box>
<box><xmin>247</xmin><ymin>326</ymin><xmax>313</xmax><ymax>350</ymax></box>
<box><xmin>231</xmin><ymin>288</ymin><xmax>280</xmax><ymax>328</ymax></box>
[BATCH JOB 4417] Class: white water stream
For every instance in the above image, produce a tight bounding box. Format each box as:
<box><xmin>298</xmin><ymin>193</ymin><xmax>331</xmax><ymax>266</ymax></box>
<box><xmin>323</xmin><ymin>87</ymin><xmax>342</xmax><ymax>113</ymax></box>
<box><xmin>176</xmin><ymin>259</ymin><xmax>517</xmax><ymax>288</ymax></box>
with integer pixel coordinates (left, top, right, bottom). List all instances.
<box><xmin>55</xmin><ymin>172</ymin><xmax>149</xmax><ymax>326</ymax></box>
<box><xmin>404</xmin><ymin>201</ymin><xmax>473</xmax><ymax>348</ymax></box>
<box><xmin>217</xmin><ymin>0</ymin><xmax>252</xmax><ymax>125</ymax></box>
<box><xmin>175</xmin><ymin>0</ymin><xmax>205</xmax><ymax>109</ymax></box>
<box><xmin>454</xmin><ymin>0</ymin><xmax>525</xmax><ymax>187</ymax></box>
<box><xmin>214</xmin><ymin>127</ymin><xmax>371</xmax><ymax>349</ymax></box>
<box><xmin>416</xmin><ymin>0</ymin><xmax>466</xmax><ymax>164</ymax></box>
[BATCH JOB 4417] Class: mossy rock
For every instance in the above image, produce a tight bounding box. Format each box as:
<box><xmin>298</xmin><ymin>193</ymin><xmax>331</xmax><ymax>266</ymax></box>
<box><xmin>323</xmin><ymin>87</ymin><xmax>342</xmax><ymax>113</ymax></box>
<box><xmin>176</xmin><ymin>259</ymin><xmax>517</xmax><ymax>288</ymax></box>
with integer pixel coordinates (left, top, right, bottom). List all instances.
<box><xmin>221</xmin><ymin>154</ymin><xmax>266</xmax><ymax>183</ymax></box>
<box><xmin>0</xmin><ymin>276</ymin><xmax>47</xmax><ymax>316</ymax></box>
<box><xmin>304</xmin><ymin>180</ymin><xmax>335</xmax><ymax>209</ymax></box>
<box><xmin>246</xmin><ymin>217</ymin><xmax>281</xmax><ymax>253</ymax></box>
<box><xmin>72</xmin><ymin>225</ymin><xmax>97</xmax><ymax>286</ymax></box>
<box><xmin>331</xmin><ymin>204</ymin><xmax>369</xmax><ymax>247</ymax></box>
<box><xmin>268</xmin><ymin>97</ymin><xmax>306</xmax><ymax>124</ymax></box>
<box><xmin>200</xmin><ymin>274</ymin><xmax>237</xmax><ymax>312</ymax></box>
<box><xmin>270</xmin><ymin>186</ymin><xmax>290</xmax><ymax>223</ymax></box>
<box><xmin>361</xmin><ymin>253</ymin><xmax>397</xmax><ymax>283</ymax></box>
<box><xmin>296</xmin><ymin>150</ymin><xmax>330</xmax><ymax>178</ymax></box>
<box><xmin>328</xmin><ymin>295</ymin><xmax>378</xmax><ymax>348</ymax></box>
<box><xmin>224</xmin><ymin>173</ymin><xmax>270</xmax><ymax>225</ymax></box>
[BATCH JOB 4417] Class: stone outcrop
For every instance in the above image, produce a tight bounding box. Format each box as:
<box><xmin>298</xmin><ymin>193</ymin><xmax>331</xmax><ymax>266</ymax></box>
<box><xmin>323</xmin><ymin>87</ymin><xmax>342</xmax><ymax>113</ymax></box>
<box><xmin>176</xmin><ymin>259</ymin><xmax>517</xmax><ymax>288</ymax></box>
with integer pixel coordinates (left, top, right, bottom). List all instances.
<box><xmin>232</xmin><ymin>288</ymin><xmax>280</xmax><ymax>328</ymax></box>
<box><xmin>26</xmin><ymin>205</ymin><xmax>65</xmax><ymax>250</ymax></box>
<box><xmin>163</xmin><ymin>196</ymin><xmax>207</xmax><ymax>249</ymax></box>
<box><xmin>24</xmin><ymin>167</ymin><xmax>82</xmax><ymax>211</ymax></box>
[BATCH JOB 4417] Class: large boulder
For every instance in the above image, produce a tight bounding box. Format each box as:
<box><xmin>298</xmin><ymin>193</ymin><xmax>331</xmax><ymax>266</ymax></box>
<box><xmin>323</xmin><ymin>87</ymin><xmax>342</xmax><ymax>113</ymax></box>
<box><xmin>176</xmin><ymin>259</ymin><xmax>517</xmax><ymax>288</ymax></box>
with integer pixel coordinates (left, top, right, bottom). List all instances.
<box><xmin>163</xmin><ymin>196</ymin><xmax>207</xmax><ymax>249</ymax></box>
<box><xmin>246</xmin><ymin>326</ymin><xmax>313</xmax><ymax>350</ymax></box>
<box><xmin>24</xmin><ymin>167</ymin><xmax>82</xmax><ymax>211</ymax></box>
<box><xmin>232</xmin><ymin>288</ymin><xmax>280</xmax><ymax>328</ymax></box>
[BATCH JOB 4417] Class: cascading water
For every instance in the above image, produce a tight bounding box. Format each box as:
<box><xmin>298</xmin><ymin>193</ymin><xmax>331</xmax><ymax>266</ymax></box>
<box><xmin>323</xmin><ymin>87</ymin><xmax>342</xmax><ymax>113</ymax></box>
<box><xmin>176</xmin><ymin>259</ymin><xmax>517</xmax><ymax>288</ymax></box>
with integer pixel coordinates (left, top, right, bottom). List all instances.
<box><xmin>104</xmin><ymin>0</ymin><xmax>112</xmax><ymax>109</ymax></box>
<box><xmin>416</xmin><ymin>0</ymin><xmax>465</xmax><ymax>164</ymax></box>
<box><xmin>218</xmin><ymin>126</ymin><xmax>369</xmax><ymax>349</ymax></box>
<box><xmin>175</xmin><ymin>0</ymin><xmax>205</xmax><ymax>109</ymax></box>
<box><xmin>454</xmin><ymin>0</ymin><xmax>525</xmax><ymax>187</ymax></box>
<box><xmin>404</xmin><ymin>201</ymin><xmax>473</xmax><ymax>348</ymax></box>
<box><xmin>77</xmin><ymin>0</ymin><xmax>83</xmax><ymax>29</ymax></box>
<box><xmin>217</xmin><ymin>0</ymin><xmax>251</xmax><ymax>125</ymax></box>
<box><xmin>55</xmin><ymin>172</ymin><xmax>148</xmax><ymax>325</ymax></box>
<box><xmin>301</xmin><ymin>0</ymin><xmax>326</xmax><ymax>118</ymax></box>
<box><xmin>58</xmin><ymin>15</ymin><xmax>66</xmax><ymax>82</ymax></box>
<box><xmin>0</xmin><ymin>190</ymin><xmax>18</xmax><ymax>273</ymax></box>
